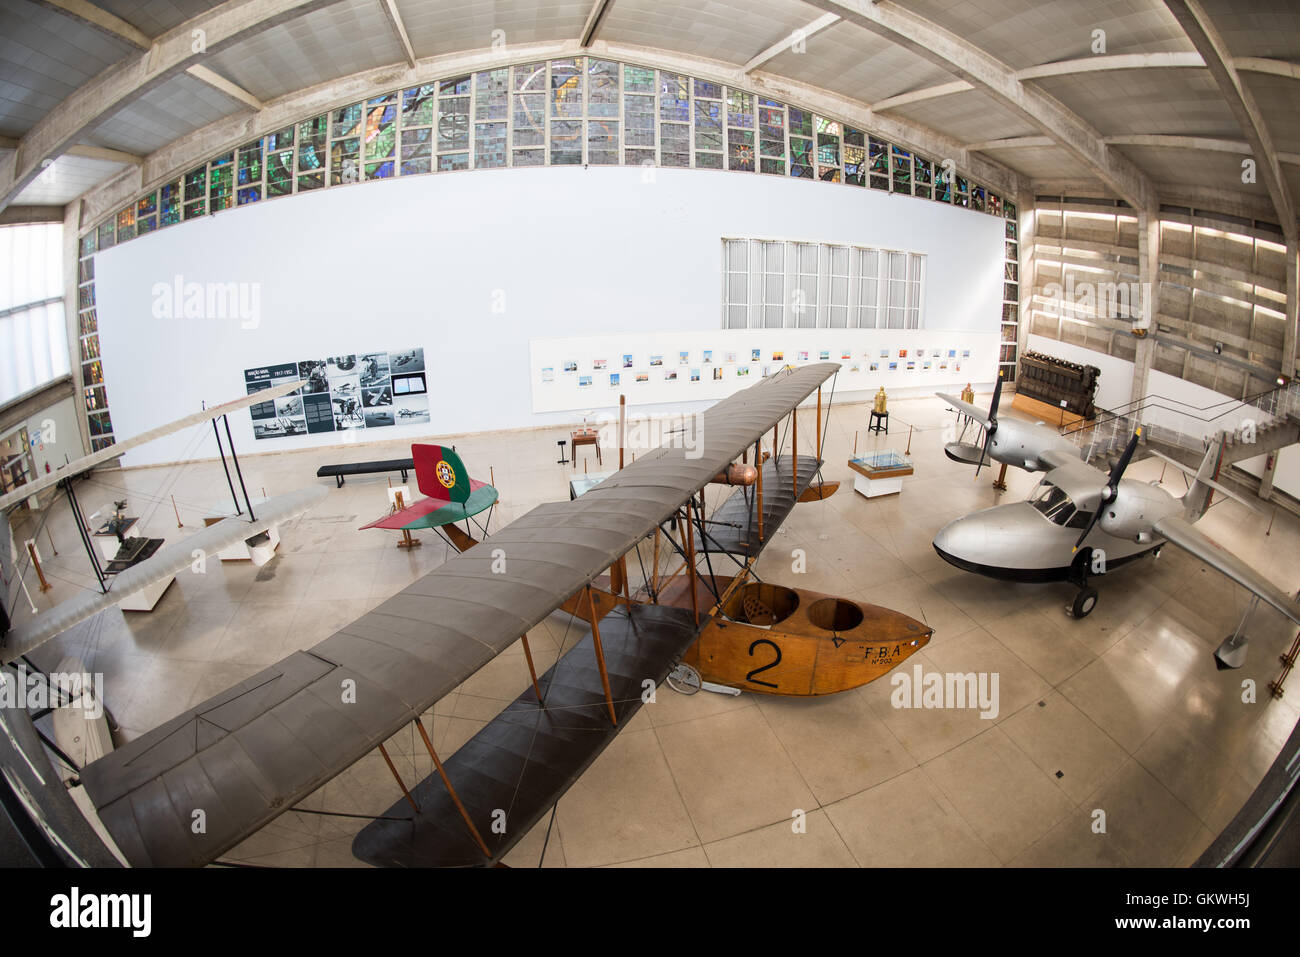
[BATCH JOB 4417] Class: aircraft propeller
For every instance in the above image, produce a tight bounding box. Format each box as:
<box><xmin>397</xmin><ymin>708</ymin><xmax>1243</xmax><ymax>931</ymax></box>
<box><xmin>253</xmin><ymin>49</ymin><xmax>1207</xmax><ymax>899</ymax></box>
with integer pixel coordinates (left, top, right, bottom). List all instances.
<box><xmin>973</xmin><ymin>370</ymin><xmax>1003</xmax><ymax>480</ymax></box>
<box><xmin>1072</xmin><ymin>426</ymin><xmax>1141</xmax><ymax>551</ymax></box>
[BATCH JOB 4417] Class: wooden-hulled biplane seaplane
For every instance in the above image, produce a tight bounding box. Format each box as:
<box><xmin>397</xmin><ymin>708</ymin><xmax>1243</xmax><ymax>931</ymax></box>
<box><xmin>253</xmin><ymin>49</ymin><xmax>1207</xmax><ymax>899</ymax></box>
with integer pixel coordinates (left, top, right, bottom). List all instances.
<box><xmin>4</xmin><ymin>364</ymin><xmax>933</xmax><ymax>868</ymax></box>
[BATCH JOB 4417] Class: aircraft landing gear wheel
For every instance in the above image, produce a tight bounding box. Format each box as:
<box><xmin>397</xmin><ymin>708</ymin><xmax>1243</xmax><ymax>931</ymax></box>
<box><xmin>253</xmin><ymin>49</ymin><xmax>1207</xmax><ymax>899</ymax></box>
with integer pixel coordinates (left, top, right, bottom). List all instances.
<box><xmin>667</xmin><ymin>663</ymin><xmax>702</xmax><ymax>695</ymax></box>
<box><xmin>1070</xmin><ymin>587</ymin><xmax>1098</xmax><ymax>619</ymax></box>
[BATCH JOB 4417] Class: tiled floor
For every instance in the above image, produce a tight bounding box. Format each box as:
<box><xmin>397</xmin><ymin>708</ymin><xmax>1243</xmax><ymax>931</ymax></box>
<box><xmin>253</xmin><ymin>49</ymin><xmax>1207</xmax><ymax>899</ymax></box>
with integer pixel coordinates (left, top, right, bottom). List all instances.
<box><xmin>11</xmin><ymin>392</ymin><xmax>1300</xmax><ymax>867</ymax></box>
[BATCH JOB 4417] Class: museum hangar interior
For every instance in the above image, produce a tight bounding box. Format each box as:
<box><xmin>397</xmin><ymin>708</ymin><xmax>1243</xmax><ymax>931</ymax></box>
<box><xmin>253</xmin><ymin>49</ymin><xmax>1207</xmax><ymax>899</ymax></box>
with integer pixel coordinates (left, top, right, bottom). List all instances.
<box><xmin>1</xmin><ymin>0</ymin><xmax>1299</xmax><ymax>870</ymax></box>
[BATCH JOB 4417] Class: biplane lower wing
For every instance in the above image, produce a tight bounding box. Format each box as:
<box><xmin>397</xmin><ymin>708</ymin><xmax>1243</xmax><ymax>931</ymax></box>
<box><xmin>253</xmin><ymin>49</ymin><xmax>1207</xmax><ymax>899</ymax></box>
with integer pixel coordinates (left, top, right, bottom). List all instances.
<box><xmin>705</xmin><ymin>453</ymin><xmax>824</xmax><ymax>556</ymax></box>
<box><xmin>360</xmin><ymin>482</ymin><xmax>498</xmax><ymax>531</ymax></box>
<box><xmin>353</xmin><ymin>603</ymin><xmax>698</xmax><ymax>866</ymax></box>
<box><xmin>78</xmin><ymin>364</ymin><xmax>840</xmax><ymax>867</ymax></box>
<box><xmin>1</xmin><ymin>486</ymin><xmax>328</xmax><ymax>666</ymax></box>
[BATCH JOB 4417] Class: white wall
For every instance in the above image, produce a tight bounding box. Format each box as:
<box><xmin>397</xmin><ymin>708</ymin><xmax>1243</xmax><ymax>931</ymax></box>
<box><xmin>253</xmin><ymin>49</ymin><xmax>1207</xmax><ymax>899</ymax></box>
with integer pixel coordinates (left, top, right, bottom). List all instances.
<box><xmin>1237</xmin><ymin>445</ymin><xmax>1300</xmax><ymax>501</ymax></box>
<box><xmin>26</xmin><ymin>395</ymin><xmax>80</xmax><ymax>476</ymax></box>
<box><xmin>95</xmin><ymin>165</ymin><xmax>1005</xmax><ymax>467</ymax></box>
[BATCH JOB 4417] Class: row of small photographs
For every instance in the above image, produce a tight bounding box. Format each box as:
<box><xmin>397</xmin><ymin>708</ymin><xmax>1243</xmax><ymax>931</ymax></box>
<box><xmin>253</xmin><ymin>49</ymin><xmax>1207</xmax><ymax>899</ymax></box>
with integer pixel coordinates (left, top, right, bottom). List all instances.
<box><xmin>575</xmin><ymin>359</ymin><xmax>962</xmax><ymax>388</ymax></box>
<box><xmin>546</xmin><ymin>348</ymin><xmax>973</xmax><ymax>379</ymax></box>
<box><xmin>544</xmin><ymin>347</ymin><xmax>974</xmax><ymax>383</ymax></box>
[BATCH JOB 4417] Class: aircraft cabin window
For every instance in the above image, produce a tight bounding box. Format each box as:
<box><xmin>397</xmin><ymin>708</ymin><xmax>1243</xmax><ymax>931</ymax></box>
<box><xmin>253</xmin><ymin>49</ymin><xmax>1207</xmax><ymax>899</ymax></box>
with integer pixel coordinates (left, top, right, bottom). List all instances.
<box><xmin>1066</xmin><ymin>509</ymin><xmax>1094</xmax><ymax>530</ymax></box>
<box><xmin>1030</xmin><ymin>484</ymin><xmax>1076</xmax><ymax>526</ymax></box>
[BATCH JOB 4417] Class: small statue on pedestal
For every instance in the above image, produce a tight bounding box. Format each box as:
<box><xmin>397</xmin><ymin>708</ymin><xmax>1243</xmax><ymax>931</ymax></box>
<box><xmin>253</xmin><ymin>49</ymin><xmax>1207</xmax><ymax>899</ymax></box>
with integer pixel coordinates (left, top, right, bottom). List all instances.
<box><xmin>873</xmin><ymin>387</ymin><xmax>888</xmax><ymax>415</ymax></box>
<box><xmin>961</xmin><ymin>382</ymin><xmax>975</xmax><ymax>405</ymax></box>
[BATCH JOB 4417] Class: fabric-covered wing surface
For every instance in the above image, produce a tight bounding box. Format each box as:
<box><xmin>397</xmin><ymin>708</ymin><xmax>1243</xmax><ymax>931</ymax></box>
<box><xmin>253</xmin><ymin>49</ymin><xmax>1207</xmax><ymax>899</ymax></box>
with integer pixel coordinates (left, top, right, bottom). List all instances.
<box><xmin>79</xmin><ymin>363</ymin><xmax>839</xmax><ymax>866</ymax></box>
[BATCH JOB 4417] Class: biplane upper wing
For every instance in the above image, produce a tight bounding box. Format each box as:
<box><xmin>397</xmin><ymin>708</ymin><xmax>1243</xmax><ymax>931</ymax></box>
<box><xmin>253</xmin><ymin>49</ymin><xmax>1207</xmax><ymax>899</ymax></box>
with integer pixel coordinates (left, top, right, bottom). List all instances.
<box><xmin>0</xmin><ymin>380</ymin><xmax>304</xmax><ymax>514</ymax></box>
<box><xmin>77</xmin><ymin>363</ymin><xmax>839</xmax><ymax>866</ymax></box>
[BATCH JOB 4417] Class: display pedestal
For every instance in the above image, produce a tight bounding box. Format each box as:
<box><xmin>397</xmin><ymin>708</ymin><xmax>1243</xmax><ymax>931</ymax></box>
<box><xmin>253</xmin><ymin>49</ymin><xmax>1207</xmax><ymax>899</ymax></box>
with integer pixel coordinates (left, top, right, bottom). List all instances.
<box><xmin>203</xmin><ymin>502</ymin><xmax>281</xmax><ymax>563</ymax></box>
<box><xmin>848</xmin><ymin>451</ymin><xmax>914</xmax><ymax>498</ymax></box>
<box><xmin>93</xmin><ymin>517</ymin><xmax>137</xmax><ymax>561</ymax></box>
<box><xmin>118</xmin><ymin>575</ymin><xmax>173</xmax><ymax>612</ymax></box>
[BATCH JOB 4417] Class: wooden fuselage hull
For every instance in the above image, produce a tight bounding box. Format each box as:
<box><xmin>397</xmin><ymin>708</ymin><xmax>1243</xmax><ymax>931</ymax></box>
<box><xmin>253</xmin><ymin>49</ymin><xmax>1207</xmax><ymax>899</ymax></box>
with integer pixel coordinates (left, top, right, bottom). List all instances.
<box><xmin>670</xmin><ymin>579</ymin><xmax>932</xmax><ymax>696</ymax></box>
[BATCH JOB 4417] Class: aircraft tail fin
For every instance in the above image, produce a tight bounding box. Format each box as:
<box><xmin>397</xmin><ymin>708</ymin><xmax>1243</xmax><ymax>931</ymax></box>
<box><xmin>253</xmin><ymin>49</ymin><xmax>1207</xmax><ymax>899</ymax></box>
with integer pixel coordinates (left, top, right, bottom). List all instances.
<box><xmin>1183</xmin><ymin>432</ymin><xmax>1226</xmax><ymax>521</ymax></box>
<box><xmin>413</xmin><ymin>444</ymin><xmax>472</xmax><ymax>505</ymax></box>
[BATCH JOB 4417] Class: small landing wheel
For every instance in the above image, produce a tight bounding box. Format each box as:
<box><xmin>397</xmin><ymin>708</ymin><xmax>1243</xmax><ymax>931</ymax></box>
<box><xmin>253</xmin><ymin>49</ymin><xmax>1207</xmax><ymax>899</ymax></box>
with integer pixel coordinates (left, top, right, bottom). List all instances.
<box><xmin>667</xmin><ymin>663</ymin><xmax>702</xmax><ymax>695</ymax></box>
<box><xmin>1070</xmin><ymin>587</ymin><xmax>1098</xmax><ymax>619</ymax></box>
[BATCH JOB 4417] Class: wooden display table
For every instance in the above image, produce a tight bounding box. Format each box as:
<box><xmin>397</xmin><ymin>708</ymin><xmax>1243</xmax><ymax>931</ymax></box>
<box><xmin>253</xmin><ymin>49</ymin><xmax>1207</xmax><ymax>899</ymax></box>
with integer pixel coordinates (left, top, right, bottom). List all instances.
<box><xmin>1010</xmin><ymin>392</ymin><xmax>1092</xmax><ymax>430</ymax></box>
<box><xmin>848</xmin><ymin>450</ymin><xmax>914</xmax><ymax>498</ymax></box>
<box><xmin>570</xmin><ymin>429</ymin><xmax>601</xmax><ymax>469</ymax></box>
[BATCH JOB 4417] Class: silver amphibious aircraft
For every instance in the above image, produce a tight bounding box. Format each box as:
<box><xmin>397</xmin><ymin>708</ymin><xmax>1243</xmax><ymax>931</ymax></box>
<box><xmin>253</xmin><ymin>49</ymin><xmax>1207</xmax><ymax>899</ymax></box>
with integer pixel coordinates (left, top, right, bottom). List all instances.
<box><xmin>932</xmin><ymin>386</ymin><xmax>1300</xmax><ymax>666</ymax></box>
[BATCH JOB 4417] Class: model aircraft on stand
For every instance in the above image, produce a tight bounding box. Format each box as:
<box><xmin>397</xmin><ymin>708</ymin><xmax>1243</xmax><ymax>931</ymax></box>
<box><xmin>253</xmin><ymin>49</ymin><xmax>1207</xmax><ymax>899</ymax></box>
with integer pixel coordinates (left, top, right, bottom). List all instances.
<box><xmin>361</xmin><ymin>444</ymin><xmax>499</xmax><ymax>552</ymax></box>
<box><xmin>933</xmin><ymin>385</ymin><xmax>1300</xmax><ymax>668</ymax></box>
<box><xmin>10</xmin><ymin>363</ymin><xmax>943</xmax><ymax>868</ymax></box>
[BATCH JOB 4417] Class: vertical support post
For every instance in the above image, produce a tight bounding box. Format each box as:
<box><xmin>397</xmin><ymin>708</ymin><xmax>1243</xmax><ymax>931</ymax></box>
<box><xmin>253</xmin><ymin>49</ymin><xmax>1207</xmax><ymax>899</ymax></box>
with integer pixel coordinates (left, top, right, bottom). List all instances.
<box><xmin>792</xmin><ymin>408</ymin><xmax>799</xmax><ymax>496</ymax></box>
<box><xmin>26</xmin><ymin>543</ymin><xmax>51</xmax><ymax>592</ymax></box>
<box><xmin>993</xmin><ymin>462</ymin><xmax>1009</xmax><ymax>492</ymax></box>
<box><xmin>412</xmin><ymin>716</ymin><xmax>492</xmax><ymax>857</ymax></box>
<box><xmin>520</xmin><ymin>634</ymin><xmax>543</xmax><ymax>703</ymax></box>
<box><xmin>756</xmin><ymin>438</ymin><xmax>764</xmax><ymax>542</ymax></box>
<box><xmin>619</xmin><ymin>555</ymin><xmax>632</xmax><ymax>607</ymax></box>
<box><xmin>651</xmin><ymin>527</ymin><xmax>661</xmax><ymax>598</ymax></box>
<box><xmin>222</xmin><ymin>415</ymin><xmax>255</xmax><ymax>522</ymax></box>
<box><xmin>1129</xmin><ymin>207</ymin><xmax>1161</xmax><ymax>410</ymax></box>
<box><xmin>376</xmin><ymin>742</ymin><xmax>420</xmax><ymax>814</ymax></box>
<box><xmin>816</xmin><ymin>388</ymin><xmax>822</xmax><ymax>460</ymax></box>
<box><xmin>394</xmin><ymin>491</ymin><xmax>421</xmax><ymax>549</ymax></box>
<box><xmin>211</xmin><ymin>416</ymin><xmax>242</xmax><ymax>517</ymax></box>
<box><xmin>64</xmin><ymin>479</ymin><xmax>107</xmax><ymax>594</ymax></box>
<box><xmin>1283</xmin><ymin>243</ymin><xmax>1298</xmax><ymax>381</ymax></box>
<box><xmin>585</xmin><ymin>586</ymin><xmax>618</xmax><ymax>725</ymax></box>
<box><xmin>684</xmin><ymin>503</ymin><xmax>699</xmax><ymax>627</ymax></box>
<box><xmin>618</xmin><ymin>394</ymin><xmax>626</xmax><ymax>470</ymax></box>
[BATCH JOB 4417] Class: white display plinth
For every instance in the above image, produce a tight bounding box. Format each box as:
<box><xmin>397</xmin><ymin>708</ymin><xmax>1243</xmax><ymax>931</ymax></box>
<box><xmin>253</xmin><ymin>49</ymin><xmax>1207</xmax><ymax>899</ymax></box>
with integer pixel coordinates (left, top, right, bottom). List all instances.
<box><xmin>203</xmin><ymin>502</ymin><xmax>281</xmax><ymax>562</ymax></box>
<box><xmin>847</xmin><ymin>451</ymin><xmax>915</xmax><ymax>500</ymax></box>
<box><xmin>117</xmin><ymin>575</ymin><xmax>173</xmax><ymax>612</ymax></box>
<box><xmin>852</xmin><ymin>472</ymin><xmax>905</xmax><ymax>498</ymax></box>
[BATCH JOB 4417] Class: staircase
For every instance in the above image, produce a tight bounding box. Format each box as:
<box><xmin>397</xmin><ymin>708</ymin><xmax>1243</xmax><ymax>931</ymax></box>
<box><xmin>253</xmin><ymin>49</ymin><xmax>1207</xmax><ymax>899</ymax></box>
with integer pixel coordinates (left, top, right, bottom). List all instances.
<box><xmin>1063</xmin><ymin>380</ymin><xmax>1300</xmax><ymax>475</ymax></box>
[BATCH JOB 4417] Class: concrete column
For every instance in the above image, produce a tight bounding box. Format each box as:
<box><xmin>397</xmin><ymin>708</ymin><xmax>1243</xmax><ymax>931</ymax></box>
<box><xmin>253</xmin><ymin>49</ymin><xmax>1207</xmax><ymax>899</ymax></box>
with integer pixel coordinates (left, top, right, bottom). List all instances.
<box><xmin>1258</xmin><ymin>452</ymin><xmax>1277</xmax><ymax>500</ymax></box>
<box><xmin>62</xmin><ymin>200</ymin><xmax>91</xmax><ymax>458</ymax></box>
<box><xmin>1015</xmin><ymin>188</ymin><xmax>1035</xmax><ymax>383</ymax></box>
<box><xmin>1129</xmin><ymin>207</ymin><xmax>1160</xmax><ymax>410</ymax></box>
<box><xmin>1285</xmin><ymin>241</ymin><xmax>1297</xmax><ymax>381</ymax></box>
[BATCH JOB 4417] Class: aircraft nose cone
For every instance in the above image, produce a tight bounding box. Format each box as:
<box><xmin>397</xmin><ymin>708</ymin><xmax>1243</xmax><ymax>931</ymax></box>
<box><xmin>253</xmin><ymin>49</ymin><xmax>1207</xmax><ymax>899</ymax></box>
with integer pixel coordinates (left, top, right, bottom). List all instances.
<box><xmin>933</xmin><ymin>520</ymin><xmax>962</xmax><ymax>562</ymax></box>
<box><xmin>933</xmin><ymin>516</ymin><xmax>981</xmax><ymax>573</ymax></box>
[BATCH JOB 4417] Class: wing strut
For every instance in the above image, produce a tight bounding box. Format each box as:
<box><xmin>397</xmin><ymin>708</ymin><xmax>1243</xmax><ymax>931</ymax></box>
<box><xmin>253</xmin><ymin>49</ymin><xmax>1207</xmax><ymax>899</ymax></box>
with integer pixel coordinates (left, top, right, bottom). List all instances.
<box><xmin>413</xmin><ymin>717</ymin><xmax>492</xmax><ymax>857</ymax></box>
<box><xmin>585</xmin><ymin>586</ymin><xmax>619</xmax><ymax>726</ymax></box>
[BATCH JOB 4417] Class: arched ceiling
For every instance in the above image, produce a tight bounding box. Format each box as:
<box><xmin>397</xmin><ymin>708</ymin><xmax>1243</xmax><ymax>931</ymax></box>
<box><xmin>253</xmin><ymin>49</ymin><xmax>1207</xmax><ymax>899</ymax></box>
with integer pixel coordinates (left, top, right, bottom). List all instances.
<box><xmin>0</xmin><ymin>0</ymin><xmax>1297</xmax><ymax>235</ymax></box>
